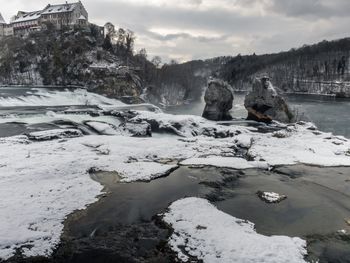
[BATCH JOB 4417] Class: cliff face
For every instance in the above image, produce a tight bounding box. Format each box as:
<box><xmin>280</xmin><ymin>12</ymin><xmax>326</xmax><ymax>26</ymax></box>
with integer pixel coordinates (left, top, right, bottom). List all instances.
<box><xmin>144</xmin><ymin>57</ymin><xmax>231</xmax><ymax>106</ymax></box>
<box><xmin>0</xmin><ymin>25</ymin><xmax>142</xmax><ymax>98</ymax></box>
<box><xmin>219</xmin><ymin>38</ymin><xmax>350</xmax><ymax>97</ymax></box>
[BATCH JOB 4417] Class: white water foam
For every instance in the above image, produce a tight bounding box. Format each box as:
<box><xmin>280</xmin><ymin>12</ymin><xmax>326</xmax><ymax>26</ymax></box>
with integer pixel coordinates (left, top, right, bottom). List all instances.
<box><xmin>0</xmin><ymin>88</ymin><xmax>124</xmax><ymax>107</ymax></box>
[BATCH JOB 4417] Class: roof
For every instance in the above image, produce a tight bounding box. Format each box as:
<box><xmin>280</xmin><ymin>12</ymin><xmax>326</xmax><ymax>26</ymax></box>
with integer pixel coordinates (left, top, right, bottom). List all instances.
<box><xmin>12</xmin><ymin>11</ymin><xmax>42</xmax><ymax>23</ymax></box>
<box><xmin>0</xmin><ymin>13</ymin><xmax>6</xmax><ymax>24</ymax></box>
<box><xmin>9</xmin><ymin>2</ymin><xmax>86</xmax><ymax>24</ymax></box>
<box><xmin>78</xmin><ymin>15</ymin><xmax>86</xmax><ymax>20</ymax></box>
<box><xmin>41</xmin><ymin>3</ymin><xmax>78</xmax><ymax>15</ymax></box>
<box><xmin>10</xmin><ymin>2</ymin><xmax>82</xmax><ymax>24</ymax></box>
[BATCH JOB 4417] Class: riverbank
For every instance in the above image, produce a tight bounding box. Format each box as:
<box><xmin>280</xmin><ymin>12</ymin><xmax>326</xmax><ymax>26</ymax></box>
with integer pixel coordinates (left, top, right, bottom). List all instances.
<box><xmin>1</xmin><ymin>87</ymin><xmax>350</xmax><ymax>262</ymax></box>
<box><xmin>7</xmin><ymin>165</ymin><xmax>349</xmax><ymax>263</ymax></box>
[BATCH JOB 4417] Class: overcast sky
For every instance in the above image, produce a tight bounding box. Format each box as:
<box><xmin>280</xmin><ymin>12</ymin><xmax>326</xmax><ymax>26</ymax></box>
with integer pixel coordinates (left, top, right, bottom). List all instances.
<box><xmin>1</xmin><ymin>0</ymin><xmax>349</xmax><ymax>62</ymax></box>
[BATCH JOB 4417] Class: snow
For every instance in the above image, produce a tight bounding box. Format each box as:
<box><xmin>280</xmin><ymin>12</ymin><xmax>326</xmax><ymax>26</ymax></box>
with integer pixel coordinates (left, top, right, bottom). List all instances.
<box><xmin>100</xmin><ymin>103</ymin><xmax>161</xmax><ymax>112</ymax></box>
<box><xmin>249</xmin><ymin>123</ymin><xmax>350</xmax><ymax>166</ymax></box>
<box><xmin>257</xmin><ymin>191</ymin><xmax>287</xmax><ymax>203</ymax></box>
<box><xmin>163</xmin><ymin>197</ymin><xmax>307</xmax><ymax>263</ymax></box>
<box><xmin>181</xmin><ymin>157</ymin><xmax>268</xmax><ymax>170</ymax></box>
<box><xmin>27</xmin><ymin>129</ymin><xmax>83</xmax><ymax>140</ymax></box>
<box><xmin>131</xmin><ymin>110</ymin><xmax>251</xmax><ymax>137</ymax></box>
<box><xmin>0</xmin><ymin>88</ymin><xmax>125</xmax><ymax>107</ymax></box>
<box><xmin>41</xmin><ymin>3</ymin><xmax>77</xmax><ymax>15</ymax></box>
<box><xmin>115</xmin><ymin>162</ymin><xmax>178</xmax><ymax>182</ymax></box>
<box><xmin>0</xmin><ymin>112</ymin><xmax>122</xmax><ymax>130</ymax></box>
<box><xmin>85</xmin><ymin>121</ymin><xmax>120</xmax><ymax>135</ymax></box>
<box><xmin>1</xmin><ymin>105</ymin><xmax>350</xmax><ymax>259</ymax></box>
<box><xmin>133</xmin><ymin>112</ymin><xmax>350</xmax><ymax>167</ymax></box>
<box><xmin>12</xmin><ymin>11</ymin><xmax>42</xmax><ymax>23</ymax></box>
<box><xmin>0</xmin><ymin>134</ymin><xmax>238</xmax><ymax>259</ymax></box>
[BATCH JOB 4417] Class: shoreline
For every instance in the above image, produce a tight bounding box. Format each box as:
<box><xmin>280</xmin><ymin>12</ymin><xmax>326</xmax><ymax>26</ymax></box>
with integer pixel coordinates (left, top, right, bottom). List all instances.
<box><xmin>17</xmin><ymin>165</ymin><xmax>350</xmax><ymax>263</ymax></box>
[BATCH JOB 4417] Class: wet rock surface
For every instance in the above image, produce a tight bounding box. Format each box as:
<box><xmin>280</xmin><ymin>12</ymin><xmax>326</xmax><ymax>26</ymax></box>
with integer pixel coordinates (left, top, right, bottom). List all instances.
<box><xmin>244</xmin><ymin>77</ymin><xmax>295</xmax><ymax>123</ymax></box>
<box><xmin>202</xmin><ymin>79</ymin><xmax>234</xmax><ymax>121</ymax></box>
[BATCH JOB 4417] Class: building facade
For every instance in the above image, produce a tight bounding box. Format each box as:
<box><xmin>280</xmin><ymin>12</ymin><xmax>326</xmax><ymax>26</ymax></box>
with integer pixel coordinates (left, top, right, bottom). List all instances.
<box><xmin>0</xmin><ymin>1</ymin><xmax>88</xmax><ymax>38</ymax></box>
<box><xmin>0</xmin><ymin>13</ymin><xmax>5</xmax><ymax>37</ymax></box>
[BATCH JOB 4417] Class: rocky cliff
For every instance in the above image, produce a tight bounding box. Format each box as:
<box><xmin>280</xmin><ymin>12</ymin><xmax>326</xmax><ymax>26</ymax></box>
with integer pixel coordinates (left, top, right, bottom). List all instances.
<box><xmin>0</xmin><ymin>24</ymin><xmax>142</xmax><ymax>98</ymax></box>
<box><xmin>143</xmin><ymin>58</ymin><xmax>229</xmax><ymax>106</ymax></box>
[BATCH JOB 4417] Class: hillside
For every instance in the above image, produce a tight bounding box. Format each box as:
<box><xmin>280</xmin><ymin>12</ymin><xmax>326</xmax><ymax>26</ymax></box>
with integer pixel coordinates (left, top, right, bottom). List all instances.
<box><xmin>0</xmin><ymin>23</ymin><xmax>144</xmax><ymax>99</ymax></box>
<box><xmin>2</xmin><ymin>25</ymin><xmax>350</xmax><ymax>103</ymax></box>
<box><xmin>143</xmin><ymin>57</ymin><xmax>230</xmax><ymax>106</ymax></box>
<box><xmin>219</xmin><ymin>38</ymin><xmax>350</xmax><ymax>97</ymax></box>
<box><xmin>0</xmin><ymin>23</ymin><xmax>221</xmax><ymax>106</ymax></box>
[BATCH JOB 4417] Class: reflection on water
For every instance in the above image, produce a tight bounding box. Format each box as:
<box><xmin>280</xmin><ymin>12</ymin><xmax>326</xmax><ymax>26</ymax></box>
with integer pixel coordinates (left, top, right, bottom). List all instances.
<box><xmin>165</xmin><ymin>93</ymin><xmax>350</xmax><ymax>138</ymax></box>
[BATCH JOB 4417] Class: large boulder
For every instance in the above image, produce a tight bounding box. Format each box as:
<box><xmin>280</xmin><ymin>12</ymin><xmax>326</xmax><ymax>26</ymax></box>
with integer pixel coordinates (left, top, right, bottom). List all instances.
<box><xmin>244</xmin><ymin>77</ymin><xmax>295</xmax><ymax>123</ymax></box>
<box><xmin>202</xmin><ymin>79</ymin><xmax>234</xmax><ymax>121</ymax></box>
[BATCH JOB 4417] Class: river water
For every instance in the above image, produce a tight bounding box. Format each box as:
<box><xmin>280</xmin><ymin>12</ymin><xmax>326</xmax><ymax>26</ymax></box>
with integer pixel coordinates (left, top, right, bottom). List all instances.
<box><xmin>0</xmin><ymin>87</ymin><xmax>349</xmax><ymax>137</ymax></box>
<box><xmin>166</xmin><ymin>93</ymin><xmax>350</xmax><ymax>138</ymax></box>
<box><xmin>1</xmin><ymin>87</ymin><xmax>350</xmax><ymax>262</ymax></box>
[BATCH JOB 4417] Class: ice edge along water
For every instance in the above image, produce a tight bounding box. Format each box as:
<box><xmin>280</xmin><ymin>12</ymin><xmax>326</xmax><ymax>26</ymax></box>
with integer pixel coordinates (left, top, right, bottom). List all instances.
<box><xmin>163</xmin><ymin>197</ymin><xmax>308</xmax><ymax>263</ymax></box>
<box><xmin>0</xmin><ymin>110</ymin><xmax>350</xmax><ymax>260</ymax></box>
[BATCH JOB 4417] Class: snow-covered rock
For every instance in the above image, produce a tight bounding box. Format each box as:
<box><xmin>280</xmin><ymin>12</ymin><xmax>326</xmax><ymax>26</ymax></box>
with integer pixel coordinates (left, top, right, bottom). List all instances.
<box><xmin>27</xmin><ymin>129</ymin><xmax>83</xmax><ymax>141</ymax></box>
<box><xmin>85</xmin><ymin>121</ymin><xmax>120</xmax><ymax>135</ymax></box>
<box><xmin>249</xmin><ymin>122</ymin><xmax>350</xmax><ymax>166</ymax></box>
<box><xmin>257</xmin><ymin>191</ymin><xmax>287</xmax><ymax>203</ymax></box>
<box><xmin>0</xmin><ymin>109</ymin><xmax>350</xmax><ymax>260</ymax></box>
<box><xmin>245</xmin><ymin>77</ymin><xmax>295</xmax><ymax>123</ymax></box>
<box><xmin>163</xmin><ymin>197</ymin><xmax>307</xmax><ymax>263</ymax></box>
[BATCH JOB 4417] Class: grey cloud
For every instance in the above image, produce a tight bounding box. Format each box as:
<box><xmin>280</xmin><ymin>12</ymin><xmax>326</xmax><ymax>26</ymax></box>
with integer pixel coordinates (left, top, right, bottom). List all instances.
<box><xmin>267</xmin><ymin>0</ymin><xmax>350</xmax><ymax>19</ymax></box>
<box><xmin>0</xmin><ymin>0</ymin><xmax>349</xmax><ymax>62</ymax></box>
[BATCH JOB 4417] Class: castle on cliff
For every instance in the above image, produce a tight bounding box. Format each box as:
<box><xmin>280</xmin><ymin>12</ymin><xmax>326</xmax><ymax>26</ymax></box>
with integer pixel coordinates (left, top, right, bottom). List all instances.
<box><xmin>0</xmin><ymin>1</ymin><xmax>88</xmax><ymax>37</ymax></box>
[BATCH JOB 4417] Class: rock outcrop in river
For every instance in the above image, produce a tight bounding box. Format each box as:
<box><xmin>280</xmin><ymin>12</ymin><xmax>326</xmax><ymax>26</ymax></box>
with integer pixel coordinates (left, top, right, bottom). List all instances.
<box><xmin>244</xmin><ymin>77</ymin><xmax>295</xmax><ymax>123</ymax></box>
<box><xmin>202</xmin><ymin>79</ymin><xmax>234</xmax><ymax>121</ymax></box>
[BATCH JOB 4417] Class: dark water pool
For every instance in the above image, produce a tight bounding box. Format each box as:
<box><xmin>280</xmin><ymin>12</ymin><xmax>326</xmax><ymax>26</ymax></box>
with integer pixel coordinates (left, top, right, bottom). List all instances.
<box><xmin>53</xmin><ymin>166</ymin><xmax>350</xmax><ymax>263</ymax></box>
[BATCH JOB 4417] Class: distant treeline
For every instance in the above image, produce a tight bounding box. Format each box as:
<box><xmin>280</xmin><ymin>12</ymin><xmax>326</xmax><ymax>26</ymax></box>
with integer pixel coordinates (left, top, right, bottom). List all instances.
<box><xmin>219</xmin><ymin>38</ymin><xmax>350</xmax><ymax>91</ymax></box>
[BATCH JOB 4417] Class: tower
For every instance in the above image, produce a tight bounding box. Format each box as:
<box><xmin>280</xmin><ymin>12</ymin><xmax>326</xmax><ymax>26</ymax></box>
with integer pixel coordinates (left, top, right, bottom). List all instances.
<box><xmin>0</xmin><ymin>13</ymin><xmax>6</xmax><ymax>37</ymax></box>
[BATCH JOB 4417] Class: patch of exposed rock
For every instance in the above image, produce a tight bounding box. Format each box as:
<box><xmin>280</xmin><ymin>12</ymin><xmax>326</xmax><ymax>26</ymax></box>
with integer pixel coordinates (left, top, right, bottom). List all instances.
<box><xmin>244</xmin><ymin>77</ymin><xmax>295</xmax><ymax>123</ymax></box>
<box><xmin>202</xmin><ymin>79</ymin><xmax>234</xmax><ymax>121</ymax></box>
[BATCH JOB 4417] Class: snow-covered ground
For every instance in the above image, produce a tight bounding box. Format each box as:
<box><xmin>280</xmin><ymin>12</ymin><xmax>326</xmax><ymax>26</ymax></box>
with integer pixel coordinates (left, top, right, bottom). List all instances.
<box><xmin>163</xmin><ymin>197</ymin><xmax>307</xmax><ymax>263</ymax></box>
<box><xmin>0</xmin><ymin>108</ymin><xmax>350</xmax><ymax>260</ymax></box>
<box><xmin>0</xmin><ymin>133</ymin><xmax>238</xmax><ymax>259</ymax></box>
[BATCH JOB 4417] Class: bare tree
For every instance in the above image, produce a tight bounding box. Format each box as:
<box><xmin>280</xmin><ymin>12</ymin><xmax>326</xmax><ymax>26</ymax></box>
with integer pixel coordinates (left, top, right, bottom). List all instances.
<box><xmin>151</xmin><ymin>56</ymin><xmax>162</xmax><ymax>68</ymax></box>
<box><xmin>125</xmin><ymin>30</ymin><xmax>135</xmax><ymax>54</ymax></box>
<box><xmin>137</xmin><ymin>48</ymin><xmax>147</xmax><ymax>59</ymax></box>
<box><xmin>170</xmin><ymin>59</ymin><xmax>178</xmax><ymax>65</ymax></box>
